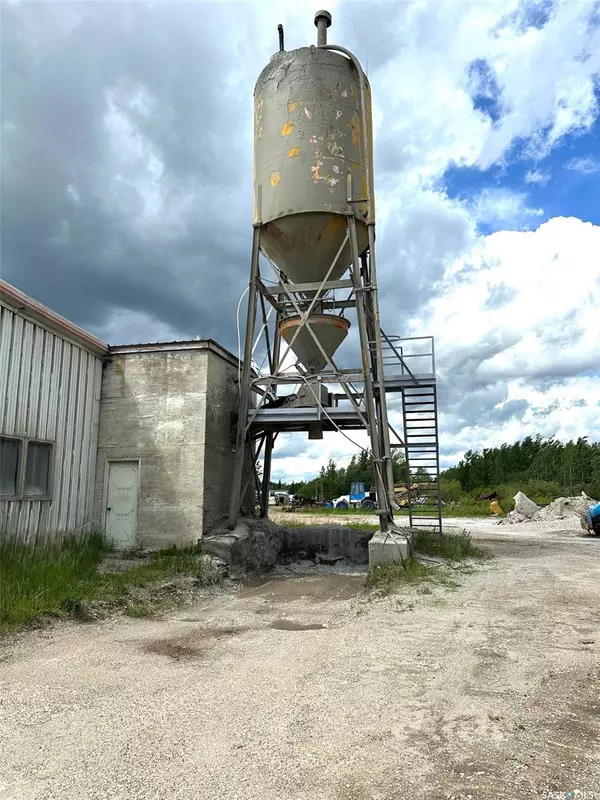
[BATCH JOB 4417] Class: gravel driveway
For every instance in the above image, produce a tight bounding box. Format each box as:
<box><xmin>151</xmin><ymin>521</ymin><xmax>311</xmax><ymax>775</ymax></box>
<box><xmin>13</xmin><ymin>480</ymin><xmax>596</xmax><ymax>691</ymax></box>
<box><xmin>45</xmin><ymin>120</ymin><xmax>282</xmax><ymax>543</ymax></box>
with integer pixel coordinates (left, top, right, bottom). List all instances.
<box><xmin>1</xmin><ymin>521</ymin><xmax>600</xmax><ymax>799</ymax></box>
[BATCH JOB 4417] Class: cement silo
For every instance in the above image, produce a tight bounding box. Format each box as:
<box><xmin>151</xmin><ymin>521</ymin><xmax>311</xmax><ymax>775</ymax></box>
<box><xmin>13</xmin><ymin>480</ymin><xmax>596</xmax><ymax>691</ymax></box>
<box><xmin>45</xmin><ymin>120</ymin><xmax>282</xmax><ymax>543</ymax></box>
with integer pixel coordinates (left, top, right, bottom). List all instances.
<box><xmin>228</xmin><ymin>11</ymin><xmax>441</xmax><ymax>539</ymax></box>
<box><xmin>253</xmin><ymin>42</ymin><xmax>373</xmax><ymax>285</ymax></box>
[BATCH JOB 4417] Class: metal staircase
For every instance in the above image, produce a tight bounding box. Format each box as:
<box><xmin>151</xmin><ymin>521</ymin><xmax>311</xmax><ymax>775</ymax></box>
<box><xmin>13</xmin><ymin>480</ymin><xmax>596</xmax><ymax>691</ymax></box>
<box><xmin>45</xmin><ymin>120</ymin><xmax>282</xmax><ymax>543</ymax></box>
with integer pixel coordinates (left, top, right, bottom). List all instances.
<box><xmin>378</xmin><ymin>335</ymin><xmax>443</xmax><ymax>535</ymax></box>
<box><xmin>401</xmin><ymin>384</ymin><xmax>442</xmax><ymax>534</ymax></box>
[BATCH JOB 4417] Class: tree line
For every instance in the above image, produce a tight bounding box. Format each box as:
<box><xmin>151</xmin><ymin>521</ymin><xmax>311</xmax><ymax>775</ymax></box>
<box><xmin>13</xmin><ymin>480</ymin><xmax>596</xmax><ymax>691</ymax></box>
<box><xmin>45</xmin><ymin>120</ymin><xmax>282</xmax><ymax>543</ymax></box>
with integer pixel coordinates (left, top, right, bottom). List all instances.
<box><xmin>273</xmin><ymin>435</ymin><xmax>600</xmax><ymax>504</ymax></box>
<box><xmin>274</xmin><ymin>450</ymin><xmax>407</xmax><ymax>501</ymax></box>
<box><xmin>442</xmin><ymin>435</ymin><xmax>600</xmax><ymax>500</ymax></box>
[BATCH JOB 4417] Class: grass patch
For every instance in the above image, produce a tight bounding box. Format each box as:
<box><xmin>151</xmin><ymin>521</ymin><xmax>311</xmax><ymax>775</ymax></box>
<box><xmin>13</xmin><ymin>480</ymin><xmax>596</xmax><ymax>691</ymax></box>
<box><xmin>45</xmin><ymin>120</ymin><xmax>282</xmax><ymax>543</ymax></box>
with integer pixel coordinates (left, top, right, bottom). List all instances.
<box><xmin>365</xmin><ymin>531</ymin><xmax>489</xmax><ymax>597</ymax></box>
<box><xmin>365</xmin><ymin>559</ymin><xmax>460</xmax><ymax>596</ymax></box>
<box><xmin>287</xmin><ymin>521</ymin><xmax>379</xmax><ymax>533</ymax></box>
<box><xmin>413</xmin><ymin>529</ymin><xmax>488</xmax><ymax>561</ymax></box>
<box><xmin>124</xmin><ymin>604</ymin><xmax>155</xmax><ymax>619</ymax></box>
<box><xmin>0</xmin><ymin>535</ymin><xmax>221</xmax><ymax>636</ymax></box>
<box><xmin>284</xmin><ymin>506</ymin><xmax>383</xmax><ymax>516</ymax></box>
<box><xmin>277</xmin><ymin>503</ymin><xmax>497</xmax><ymax>520</ymax></box>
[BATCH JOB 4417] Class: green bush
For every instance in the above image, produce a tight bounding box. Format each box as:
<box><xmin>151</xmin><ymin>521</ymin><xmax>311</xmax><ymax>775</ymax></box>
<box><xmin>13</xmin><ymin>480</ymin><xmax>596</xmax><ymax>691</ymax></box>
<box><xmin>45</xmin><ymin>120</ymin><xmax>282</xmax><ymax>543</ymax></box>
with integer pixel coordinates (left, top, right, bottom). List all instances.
<box><xmin>439</xmin><ymin>478</ymin><xmax>462</xmax><ymax>503</ymax></box>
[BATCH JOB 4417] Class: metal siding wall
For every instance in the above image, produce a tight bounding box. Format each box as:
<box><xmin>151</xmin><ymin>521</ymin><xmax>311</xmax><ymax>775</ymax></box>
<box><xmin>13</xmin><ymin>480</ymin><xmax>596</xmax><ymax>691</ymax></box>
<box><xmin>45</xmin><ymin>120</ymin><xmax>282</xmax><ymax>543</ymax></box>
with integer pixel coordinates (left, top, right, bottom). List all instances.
<box><xmin>0</xmin><ymin>308</ymin><xmax>12</xmax><ymax>426</ymax></box>
<box><xmin>0</xmin><ymin>304</ymin><xmax>103</xmax><ymax>540</ymax></box>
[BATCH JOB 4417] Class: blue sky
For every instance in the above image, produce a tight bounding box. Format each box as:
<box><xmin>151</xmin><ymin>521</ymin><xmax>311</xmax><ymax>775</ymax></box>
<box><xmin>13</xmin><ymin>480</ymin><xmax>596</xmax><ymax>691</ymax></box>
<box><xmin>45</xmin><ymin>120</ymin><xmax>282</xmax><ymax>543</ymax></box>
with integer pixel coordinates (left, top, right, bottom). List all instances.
<box><xmin>443</xmin><ymin>90</ymin><xmax>600</xmax><ymax>234</ymax></box>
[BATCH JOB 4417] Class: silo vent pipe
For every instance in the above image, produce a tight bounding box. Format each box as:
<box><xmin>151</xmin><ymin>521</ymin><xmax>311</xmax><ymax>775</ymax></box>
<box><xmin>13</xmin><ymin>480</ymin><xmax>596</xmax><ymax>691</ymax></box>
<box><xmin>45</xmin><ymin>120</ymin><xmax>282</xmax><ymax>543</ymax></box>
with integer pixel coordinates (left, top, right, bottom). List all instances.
<box><xmin>314</xmin><ymin>10</ymin><xmax>332</xmax><ymax>46</ymax></box>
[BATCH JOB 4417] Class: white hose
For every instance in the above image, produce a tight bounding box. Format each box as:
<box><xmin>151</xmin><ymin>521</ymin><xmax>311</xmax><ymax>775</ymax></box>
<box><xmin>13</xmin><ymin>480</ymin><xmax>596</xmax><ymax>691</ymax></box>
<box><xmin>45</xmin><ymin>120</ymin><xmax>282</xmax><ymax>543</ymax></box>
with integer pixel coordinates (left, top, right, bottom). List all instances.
<box><xmin>295</xmin><ymin>374</ymin><xmax>373</xmax><ymax>457</ymax></box>
<box><xmin>236</xmin><ymin>286</ymin><xmax>249</xmax><ymax>388</ymax></box>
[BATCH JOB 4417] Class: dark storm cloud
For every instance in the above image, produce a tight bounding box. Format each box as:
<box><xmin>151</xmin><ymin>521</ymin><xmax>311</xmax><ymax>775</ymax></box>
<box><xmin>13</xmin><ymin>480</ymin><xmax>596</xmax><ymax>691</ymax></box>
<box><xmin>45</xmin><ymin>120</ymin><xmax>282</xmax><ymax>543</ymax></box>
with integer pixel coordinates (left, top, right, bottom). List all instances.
<box><xmin>0</xmin><ymin>0</ymin><xmax>473</xmax><ymax>352</ymax></box>
<box><xmin>1</xmin><ymin>1</ymin><xmax>266</xmax><ymax>349</ymax></box>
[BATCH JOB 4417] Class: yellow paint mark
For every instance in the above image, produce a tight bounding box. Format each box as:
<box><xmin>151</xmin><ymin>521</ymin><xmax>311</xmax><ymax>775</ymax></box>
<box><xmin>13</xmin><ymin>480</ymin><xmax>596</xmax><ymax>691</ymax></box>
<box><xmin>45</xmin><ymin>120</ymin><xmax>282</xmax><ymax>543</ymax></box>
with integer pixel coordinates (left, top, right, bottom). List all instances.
<box><xmin>361</xmin><ymin>175</ymin><xmax>368</xmax><ymax>201</ymax></box>
<box><xmin>288</xmin><ymin>146</ymin><xmax>301</xmax><ymax>158</ymax></box>
<box><xmin>281</xmin><ymin>121</ymin><xmax>294</xmax><ymax>136</ymax></box>
<box><xmin>321</xmin><ymin>215</ymin><xmax>346</xmax><ymax>244</ymax></box>
<box><xmin>270</xmin><ymin>171</ymin><xmax>281</xmax><ymax>186</ymax></box>
<box><xmin>288</xmin><ymin>101</ymin><xmax>298</xmax><ymax>112</ymax></box>
<box><xmin>346</xmin><ymin>112</ymin><xmax>361</xmax><ymax>147</ymax></box>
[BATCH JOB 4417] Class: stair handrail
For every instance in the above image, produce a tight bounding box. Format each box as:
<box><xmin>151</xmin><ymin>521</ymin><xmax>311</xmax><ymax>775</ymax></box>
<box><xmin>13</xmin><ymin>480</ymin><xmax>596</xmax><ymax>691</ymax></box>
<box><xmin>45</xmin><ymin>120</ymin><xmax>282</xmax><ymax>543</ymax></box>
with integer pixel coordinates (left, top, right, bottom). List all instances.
<box><xmin>379</xmin><ymin>329</ymin><xmax>419</xmax><ymax>384</ymax></box>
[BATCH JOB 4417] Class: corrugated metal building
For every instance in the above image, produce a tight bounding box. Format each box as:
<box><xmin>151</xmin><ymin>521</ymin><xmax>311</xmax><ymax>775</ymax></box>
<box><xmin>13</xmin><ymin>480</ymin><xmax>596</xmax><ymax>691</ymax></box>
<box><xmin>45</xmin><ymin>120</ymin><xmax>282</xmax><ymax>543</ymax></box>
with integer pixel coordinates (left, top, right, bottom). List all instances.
<box><xmin>0</xmin><ymin>280</ymin><xmax>108</xmax><ymax>540</ymax></box>
<box><xmin>1</xmin><ymin>280</ymin><xmax>252</xmax><ymax>548</ymax></box>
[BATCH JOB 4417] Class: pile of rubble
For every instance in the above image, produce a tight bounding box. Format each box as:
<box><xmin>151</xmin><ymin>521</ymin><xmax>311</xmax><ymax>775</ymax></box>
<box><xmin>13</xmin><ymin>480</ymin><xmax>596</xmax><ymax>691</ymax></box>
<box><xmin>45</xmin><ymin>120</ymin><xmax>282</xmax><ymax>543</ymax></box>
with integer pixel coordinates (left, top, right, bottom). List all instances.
<box><xmin>502</xmin><ymin>490</ymin><xmax>597</xmax><ymax>525</ymax></box>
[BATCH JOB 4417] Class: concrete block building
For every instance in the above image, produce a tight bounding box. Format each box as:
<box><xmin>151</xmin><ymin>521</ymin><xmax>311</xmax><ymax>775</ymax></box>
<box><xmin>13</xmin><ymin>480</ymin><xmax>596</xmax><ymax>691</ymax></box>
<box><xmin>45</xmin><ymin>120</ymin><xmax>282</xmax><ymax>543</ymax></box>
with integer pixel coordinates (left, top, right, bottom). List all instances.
<box><xmin>93</xmin><ymin>340</ymin><xmax>253</xmax><ymax>550</ymax></box>
<box><xmin>0</xmin><ymin>280</ymin><xmax>251</xmax><ymax>548</ymax></box>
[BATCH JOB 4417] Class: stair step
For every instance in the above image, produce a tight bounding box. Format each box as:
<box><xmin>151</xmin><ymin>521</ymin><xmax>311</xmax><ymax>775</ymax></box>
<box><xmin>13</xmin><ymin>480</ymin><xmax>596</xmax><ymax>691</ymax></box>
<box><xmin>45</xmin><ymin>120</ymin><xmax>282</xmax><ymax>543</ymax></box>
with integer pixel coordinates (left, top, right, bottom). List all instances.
<box><xmin>404</xmin><ymin>398</ymin><xmax>435</xmax><ymax>403</ymax></box>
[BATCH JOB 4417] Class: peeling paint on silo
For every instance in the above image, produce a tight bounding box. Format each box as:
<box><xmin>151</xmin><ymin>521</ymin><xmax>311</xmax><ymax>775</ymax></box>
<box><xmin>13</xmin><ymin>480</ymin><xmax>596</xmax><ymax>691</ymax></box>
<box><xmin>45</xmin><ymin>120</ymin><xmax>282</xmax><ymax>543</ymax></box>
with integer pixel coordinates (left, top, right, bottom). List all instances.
<box><xmin>253</xmin><ymin>46</ymin><xmax>371</xmax><ymax>283</ymax></box>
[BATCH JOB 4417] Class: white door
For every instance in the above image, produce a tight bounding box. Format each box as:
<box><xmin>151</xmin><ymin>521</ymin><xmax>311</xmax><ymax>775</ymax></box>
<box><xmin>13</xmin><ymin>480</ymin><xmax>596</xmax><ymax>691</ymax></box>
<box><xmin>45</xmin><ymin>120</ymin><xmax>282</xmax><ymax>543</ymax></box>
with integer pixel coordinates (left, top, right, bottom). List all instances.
<box><xmin>105</xmin><ymin>461</ymin><xmax>138</xmax><ymax>548</ymax></box>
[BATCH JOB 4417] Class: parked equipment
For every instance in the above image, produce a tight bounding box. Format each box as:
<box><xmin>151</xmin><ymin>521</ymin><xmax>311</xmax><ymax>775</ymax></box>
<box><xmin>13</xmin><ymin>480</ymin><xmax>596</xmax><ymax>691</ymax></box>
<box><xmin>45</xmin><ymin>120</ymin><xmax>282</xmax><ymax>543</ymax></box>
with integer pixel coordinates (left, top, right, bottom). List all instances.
<box><xmin>582</xmin><ymin>502</ymin><xmax>600</xmax><ymax>535</ymax></box>
<box><xmin>332</xmin><ymin>481</ymin><xmax>376</xmax><ymax>510</ymax></box>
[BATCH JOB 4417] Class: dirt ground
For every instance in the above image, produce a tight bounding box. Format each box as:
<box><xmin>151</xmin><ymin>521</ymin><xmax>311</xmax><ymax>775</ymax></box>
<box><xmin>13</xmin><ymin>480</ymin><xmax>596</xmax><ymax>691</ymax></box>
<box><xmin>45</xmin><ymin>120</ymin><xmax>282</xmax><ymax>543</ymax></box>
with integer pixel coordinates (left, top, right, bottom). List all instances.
<box><xmin>1</xmin><ymin>518</ymin><xmax>600</xmax><ymax>799</ymax></box>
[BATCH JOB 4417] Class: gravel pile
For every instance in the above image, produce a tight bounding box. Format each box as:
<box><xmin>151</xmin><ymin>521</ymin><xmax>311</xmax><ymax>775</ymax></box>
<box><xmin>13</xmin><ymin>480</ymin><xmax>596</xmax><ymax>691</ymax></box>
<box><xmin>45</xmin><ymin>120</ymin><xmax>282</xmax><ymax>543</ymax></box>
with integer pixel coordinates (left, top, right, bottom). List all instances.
<box><xmin>502</xmin><ymin>491</ymin><xmax>597</xmax><ymax>526</ymax></box>
<box><xmin>533</xmin><ymin>493</ymin><xmax>596</xmax><ymax>522</ymax></box>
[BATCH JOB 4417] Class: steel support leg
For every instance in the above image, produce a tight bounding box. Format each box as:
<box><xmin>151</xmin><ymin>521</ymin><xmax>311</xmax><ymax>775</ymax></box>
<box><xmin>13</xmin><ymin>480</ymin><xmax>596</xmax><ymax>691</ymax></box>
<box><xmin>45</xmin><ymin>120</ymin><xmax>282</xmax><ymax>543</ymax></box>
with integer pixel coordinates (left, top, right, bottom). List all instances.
<box><xmin>365</xmin><ymin>224</ymin><xmax>396</xmax><ymax>509</ymax></box>
<box><xmin>348</xmin><ymin>215</ymin><xmax>392</xmax><ymax>532</ymax></box>
<box><xmin>260</xmin><ymin>433</ymin><xmax>273</xmax><ymax>518</ymax></box>
<box><xmin>228</xmin><ymin>225</ymin><xmax>261</xmax><ymax>529</ymax></box>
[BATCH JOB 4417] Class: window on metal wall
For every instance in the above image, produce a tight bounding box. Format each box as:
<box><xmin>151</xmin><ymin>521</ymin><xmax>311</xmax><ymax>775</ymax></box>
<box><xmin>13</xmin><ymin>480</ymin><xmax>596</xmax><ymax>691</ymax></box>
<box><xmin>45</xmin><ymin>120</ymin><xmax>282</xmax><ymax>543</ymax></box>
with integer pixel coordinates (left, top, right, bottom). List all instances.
<box><xmin>0</xmin><ymin>437</ymin><xmax>22</xmax><ymax>496</ymax></box>
<box><xmin>24</xmin><ymin>442</ymin><xmax>52</xmax><ymax>497</ymax></box>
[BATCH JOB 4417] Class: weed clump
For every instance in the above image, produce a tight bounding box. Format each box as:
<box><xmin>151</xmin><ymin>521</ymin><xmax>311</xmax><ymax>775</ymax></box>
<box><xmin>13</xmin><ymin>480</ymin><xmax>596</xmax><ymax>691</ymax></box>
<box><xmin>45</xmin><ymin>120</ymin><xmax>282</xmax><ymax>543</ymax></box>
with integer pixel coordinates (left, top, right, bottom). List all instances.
<box><xmin>413</xmin><ymin>530</ymin><xmax>488</xmax><ymax>560</ymax></box>
<box><xmin>365</xmin><ymin>559</ymin><xmax>460</xmax><ymax>596</ymax></box>
<box><xmin>365</xmin><ymin>530</ymin><xmax>489</xmax><ymax>597</ymax></box>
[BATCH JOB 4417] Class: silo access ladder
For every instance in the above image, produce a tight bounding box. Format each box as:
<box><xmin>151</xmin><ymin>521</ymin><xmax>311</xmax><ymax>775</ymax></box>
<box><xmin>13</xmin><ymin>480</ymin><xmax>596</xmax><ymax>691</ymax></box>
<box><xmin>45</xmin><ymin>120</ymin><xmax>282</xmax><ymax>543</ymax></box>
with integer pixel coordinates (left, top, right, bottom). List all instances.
<box><xmin>375</xmin><ymin>334</ymin><xmax>443</xmax><ymax>535</ymax></box>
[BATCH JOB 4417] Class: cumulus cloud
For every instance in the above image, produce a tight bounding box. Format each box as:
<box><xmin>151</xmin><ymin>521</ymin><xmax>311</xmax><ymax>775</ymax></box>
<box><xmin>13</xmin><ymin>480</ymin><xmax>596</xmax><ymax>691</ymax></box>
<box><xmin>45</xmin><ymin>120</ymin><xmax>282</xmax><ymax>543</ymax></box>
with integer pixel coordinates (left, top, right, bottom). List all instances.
<box><xmin>565</xmin><ymin>156</ymin><xmax>600</xmax><ymax>174</ymax></box>
<box><xmin>405</xmin><ymin>216</ymin><xmax>600</xmax><ymax>470</ymax></box>
<box><xmin>524</xmin><ymin>168</ymin><xmax>551</xmax><ymax>185</ymax></box>
<box><xmin>469</xmin><ymin>188</ymin><xmax>543</xmax><ymax>231</ymax></box>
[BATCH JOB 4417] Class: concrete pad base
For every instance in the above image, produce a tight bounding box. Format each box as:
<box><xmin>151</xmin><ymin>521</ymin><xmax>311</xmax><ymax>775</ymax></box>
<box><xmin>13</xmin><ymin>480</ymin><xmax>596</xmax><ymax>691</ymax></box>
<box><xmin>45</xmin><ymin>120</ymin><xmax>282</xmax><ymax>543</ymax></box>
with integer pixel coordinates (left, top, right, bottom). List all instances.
<box><xmin>368</xmin><ymin>529</ymin><xmax>412</xmax><ymax>569</ymax></box>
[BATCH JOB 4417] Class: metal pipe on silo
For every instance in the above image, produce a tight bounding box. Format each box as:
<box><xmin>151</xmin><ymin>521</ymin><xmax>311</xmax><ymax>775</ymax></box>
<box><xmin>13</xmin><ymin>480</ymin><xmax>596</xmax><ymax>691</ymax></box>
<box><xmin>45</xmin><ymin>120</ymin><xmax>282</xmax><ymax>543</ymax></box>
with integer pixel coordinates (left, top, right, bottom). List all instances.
<box><xmin>314</xmin><ymin>10</ymin><xmax>332</xmax><ymax>46</ymax></box>
<box><xmin>321</xmin><ymin>42</ymin><xmax>375</xmax><ymax>224</ymax></box>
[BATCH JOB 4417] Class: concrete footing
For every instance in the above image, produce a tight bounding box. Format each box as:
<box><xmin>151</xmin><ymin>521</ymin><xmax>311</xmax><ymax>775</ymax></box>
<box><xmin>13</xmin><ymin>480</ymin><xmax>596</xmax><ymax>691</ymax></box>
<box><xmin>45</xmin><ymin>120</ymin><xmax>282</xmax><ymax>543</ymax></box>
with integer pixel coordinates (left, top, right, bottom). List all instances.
<box><xmin>368</xmin><ymin>529</ymin><xmax>412</xmax><ymax>569</ymax></box>
<box><xmin>202</xmin><ymin>518</ymin><xmax>286</xmax><ymax>579</ymax></box>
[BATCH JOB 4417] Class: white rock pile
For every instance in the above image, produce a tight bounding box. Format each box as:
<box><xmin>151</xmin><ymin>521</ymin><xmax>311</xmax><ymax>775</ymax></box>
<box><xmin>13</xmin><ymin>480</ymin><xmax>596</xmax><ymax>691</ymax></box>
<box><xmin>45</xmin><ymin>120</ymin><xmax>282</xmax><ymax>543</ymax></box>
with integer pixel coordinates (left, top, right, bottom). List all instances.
<box><xmin>502</xmin><ymin>490</ymin><xmax>597</xmax><ymax>525</ymax></box>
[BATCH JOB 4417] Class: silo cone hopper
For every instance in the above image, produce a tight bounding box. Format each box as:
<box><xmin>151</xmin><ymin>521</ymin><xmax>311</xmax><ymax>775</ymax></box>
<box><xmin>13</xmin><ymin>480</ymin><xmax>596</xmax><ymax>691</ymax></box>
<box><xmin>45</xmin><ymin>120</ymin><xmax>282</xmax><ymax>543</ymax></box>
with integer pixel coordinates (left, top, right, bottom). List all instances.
<box><xmin>279</xmin><ymin>313</ymin><xmax>350</xmax><ymax>440</ymax></box>
<box><xmin>262</xmin><ymin>214</ymin><xmax>368</xmax><ymax>286</ymax></box>
<box><xmin>279</xmin><ymin>313</ymin><xmax>350</xmax><ymax>374</ymax></box>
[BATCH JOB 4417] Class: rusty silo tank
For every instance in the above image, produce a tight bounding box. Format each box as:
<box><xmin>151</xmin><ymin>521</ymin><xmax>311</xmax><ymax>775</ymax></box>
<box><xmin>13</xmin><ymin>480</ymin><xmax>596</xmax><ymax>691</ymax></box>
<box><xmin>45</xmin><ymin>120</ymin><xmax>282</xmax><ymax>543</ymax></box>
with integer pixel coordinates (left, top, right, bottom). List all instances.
<box><xmin>253</xmin><ymin>17</ymin><xmax>373</xmax><ymax>286</ymax></box>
